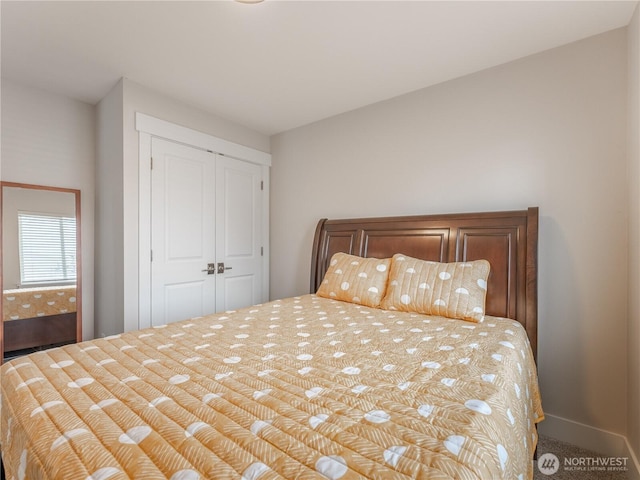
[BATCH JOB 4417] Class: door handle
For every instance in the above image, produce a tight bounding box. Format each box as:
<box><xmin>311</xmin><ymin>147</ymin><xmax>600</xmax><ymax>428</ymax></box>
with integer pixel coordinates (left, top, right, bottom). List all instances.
<box><xmin>201</xmin><ymin>263</ymin><xmax>216</xmax><ymax>275</ymax></box>
<box><xmin>217</xmin><ymin>262</ymin><xmax>233</xmax><ymax>274</ymax></box>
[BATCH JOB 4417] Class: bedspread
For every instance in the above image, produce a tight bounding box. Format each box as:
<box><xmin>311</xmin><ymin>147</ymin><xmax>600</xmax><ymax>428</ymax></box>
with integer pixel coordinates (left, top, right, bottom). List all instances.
<box><xmin>3</xmin><ymin>286</ymin><xmax>77</xmax><ymax>322</ymax></box>
<box><xmin>1</xmin><ymin>294</ymin><xmax>543</xmax><ymax>479</ymax></box>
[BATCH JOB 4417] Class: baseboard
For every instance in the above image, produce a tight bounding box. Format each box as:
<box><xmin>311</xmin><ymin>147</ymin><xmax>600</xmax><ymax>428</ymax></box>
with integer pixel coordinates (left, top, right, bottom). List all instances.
<box><xmin>538</xmin><ymin>413</ymin><xmax>640</xmax><ymax>479</ymax></box>
<box><xmin>629</xmin><ymin>440</ymin><xmax>640</xmax><ymax>480</ymax></box>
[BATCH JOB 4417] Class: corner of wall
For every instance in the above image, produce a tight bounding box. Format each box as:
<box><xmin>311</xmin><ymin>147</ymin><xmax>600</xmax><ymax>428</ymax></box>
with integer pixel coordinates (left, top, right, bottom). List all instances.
<box><xmin>628</xmin><ymin>0</ymin><xmax>640</xmax><ymax>469</ymax></box>
<box><xmin>95</xmin><ymin>79</ymin><xmax>125</xmax><ymax>337</ymax></box>
<box><xmin>538</xmin><ymin>414</ymin><xmax>640</xmax><ymax>478</ymax></box>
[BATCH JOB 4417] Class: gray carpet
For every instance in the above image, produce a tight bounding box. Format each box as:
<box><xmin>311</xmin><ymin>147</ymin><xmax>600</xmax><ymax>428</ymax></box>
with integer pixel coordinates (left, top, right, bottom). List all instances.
<box><xmin>534</xmin><ymin>434</ymin><xmax>630</xmax><ymax>479</ymax></box>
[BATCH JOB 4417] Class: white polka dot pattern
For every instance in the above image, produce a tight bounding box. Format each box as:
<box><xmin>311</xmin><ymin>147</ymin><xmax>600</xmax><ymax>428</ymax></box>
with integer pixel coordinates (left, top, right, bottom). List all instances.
<box><xmin>381</xmin><ymin>254</ymin><xmax>491</xmax><ymax>322</ymax></box>
<box><xmin>0</xmin><ymin>294</ymin><xmax>542</xmax><ymax>480</ymax></box>
<box><xmin>316</xmin><ymin>253</ymin><xmax>391</xmax><ymax>307</ymax></box>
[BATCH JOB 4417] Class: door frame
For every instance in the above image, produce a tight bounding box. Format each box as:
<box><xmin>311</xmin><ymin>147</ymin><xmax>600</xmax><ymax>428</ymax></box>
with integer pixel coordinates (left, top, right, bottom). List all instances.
<box><xmin>136</xmin><ymin>113</ymin><xmax>271</xmax><ymax>330</ymax></box>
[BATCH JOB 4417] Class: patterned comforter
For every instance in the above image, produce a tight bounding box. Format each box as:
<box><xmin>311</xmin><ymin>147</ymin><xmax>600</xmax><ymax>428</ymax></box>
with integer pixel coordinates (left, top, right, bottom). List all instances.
<box><xmin>3</xmin><ymin>286</ymin><xmax>77</xmax><ymax>321</ymax></box>
<box><xmin>1</xmin><ymin>295</ymin><xmax>543</xmax><ymax>479</ymax></box>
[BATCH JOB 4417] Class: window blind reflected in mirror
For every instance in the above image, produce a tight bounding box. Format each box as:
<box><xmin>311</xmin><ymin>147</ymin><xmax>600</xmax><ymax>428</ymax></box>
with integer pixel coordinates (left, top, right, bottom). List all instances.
<box><xmin>18</xmin><ymin>212</ymin><xmax>77</xmax><ymax>285</ymax></box>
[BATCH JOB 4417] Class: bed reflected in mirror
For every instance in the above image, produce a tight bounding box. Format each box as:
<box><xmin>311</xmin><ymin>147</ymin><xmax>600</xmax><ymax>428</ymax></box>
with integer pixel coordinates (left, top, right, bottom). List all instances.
<box><xmin>1</xmin><ymin>182</ymin><xmax>82</xmax><ymax>362</ymax></box>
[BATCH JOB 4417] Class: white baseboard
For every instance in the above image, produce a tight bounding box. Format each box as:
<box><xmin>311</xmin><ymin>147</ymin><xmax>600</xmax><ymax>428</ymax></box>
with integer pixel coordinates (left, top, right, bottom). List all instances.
<box><xmin>630</xmin><ymin>442</ymin><xmax>640</xmax><ymax>480</ymax></box>
<box><xmin>538</xmin><ymin>413</ymin><xmax>640</xmax><ymax>479</ymax></box>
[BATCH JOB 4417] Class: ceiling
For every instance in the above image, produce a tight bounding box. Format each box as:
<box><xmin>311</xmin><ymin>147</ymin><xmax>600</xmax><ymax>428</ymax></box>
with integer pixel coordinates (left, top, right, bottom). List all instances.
<box><xmin>1</xmin><ymin>1</ymin><xmax>637</xmax><ymax>136</ymax></box>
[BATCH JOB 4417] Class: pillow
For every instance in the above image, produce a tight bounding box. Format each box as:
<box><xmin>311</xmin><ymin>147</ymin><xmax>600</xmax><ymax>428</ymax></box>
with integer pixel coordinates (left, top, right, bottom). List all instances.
<box><xmin>380</xmin><ymin>254</ymin><xmax>490</xmax><ymax>322</ymax></box>
<box><xmin>316</xmin><ymin>253</ymin><xmax>391</xmax><ymax>308</ymax></box>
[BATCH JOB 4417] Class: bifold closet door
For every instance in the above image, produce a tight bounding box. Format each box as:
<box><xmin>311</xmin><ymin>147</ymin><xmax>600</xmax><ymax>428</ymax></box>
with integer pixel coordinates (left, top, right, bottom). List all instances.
<box><xmin>150</xmin><ymin>138</ymin><xmax>216</xmax><ymax>326</ymax></box>
<box><xmin>150</xmin><ymin>137</ymin><xmax>264</xmax><ymax>326</ymax></box>
<box><xmin>215</xmin><ymin>155</ymin><xmax>263</xmax><ymax>311</ymax></box>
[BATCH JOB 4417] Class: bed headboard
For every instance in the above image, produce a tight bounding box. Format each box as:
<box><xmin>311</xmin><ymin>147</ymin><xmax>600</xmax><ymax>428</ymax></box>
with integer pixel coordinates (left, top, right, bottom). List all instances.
<box><xmin>311</xmin><ymin>207</ymin><xmax>539</xmax><ymax>359</ymax></box>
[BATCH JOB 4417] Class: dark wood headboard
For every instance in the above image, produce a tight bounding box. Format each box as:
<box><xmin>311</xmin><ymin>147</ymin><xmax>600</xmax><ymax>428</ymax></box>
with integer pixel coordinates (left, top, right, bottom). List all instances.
<box><xmin>311</xmin><ymin>207</ymin><xmax>539</xmax><ymax>359</ymax></box>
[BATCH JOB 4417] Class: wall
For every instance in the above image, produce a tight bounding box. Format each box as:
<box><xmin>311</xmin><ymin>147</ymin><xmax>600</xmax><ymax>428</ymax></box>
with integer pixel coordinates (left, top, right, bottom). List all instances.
<box><xmin>95</xmin><ymin>80</ymin><xmax>125</xmax><ymax>338</ymax></box>
<box><xmin>271</xmin><ymin>29</ymin><xmax>628</xmax><ymax>448</ymax></box>
<box><xmin>95</xmin><ymin>78</ymin><xmax>271</xmax><ymax>336</ymax></box>
<box><xmin>1</xmin><ymin>79</ymin><xmax>96</xmax><ymax>340</ymax></box>
<box><xmin>628</xmin><ymin>2</ymin><xmax>640</xmax><ymax>471</ymax></box>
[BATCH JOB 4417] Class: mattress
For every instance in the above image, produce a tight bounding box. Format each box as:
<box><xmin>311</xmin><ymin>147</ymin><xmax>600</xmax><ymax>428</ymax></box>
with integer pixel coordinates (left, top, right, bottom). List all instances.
<box><xmin>3</xmin><ymin>286</ymin><xmax>77</xmax><ymax>322</ymax></box>
<box><xmin>1</xmin><ymin>294</ymin><xmax>543</xmax><ymax>479</ymax></box>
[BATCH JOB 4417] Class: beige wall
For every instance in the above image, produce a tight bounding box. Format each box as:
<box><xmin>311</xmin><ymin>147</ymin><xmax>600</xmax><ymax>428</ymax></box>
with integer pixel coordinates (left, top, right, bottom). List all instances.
<box><xmin>628</xmin><ymin>3</ymin><xmax>640</xmax><ymax>466</ymax></box>
<box><xmin>271</xmin><ymin>29</ymin><xmax>628</xmax><ymax>438</ymax></box>
<box><xmin>1</xmin><ymin>79</ymin><xmax>96</xmax><ymax>340</ymax></box>
<box><xmin>95</xmin><ymin>80</ymin><xmax>125</xmax><ymax>338</ymax></box>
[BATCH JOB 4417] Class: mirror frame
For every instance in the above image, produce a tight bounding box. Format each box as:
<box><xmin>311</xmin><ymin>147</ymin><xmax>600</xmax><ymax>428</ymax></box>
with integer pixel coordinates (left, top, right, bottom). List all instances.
<box><xmin>1</xmin><ymin>181</ymin><xmax>82</xmax><ymax>363</ymax></box>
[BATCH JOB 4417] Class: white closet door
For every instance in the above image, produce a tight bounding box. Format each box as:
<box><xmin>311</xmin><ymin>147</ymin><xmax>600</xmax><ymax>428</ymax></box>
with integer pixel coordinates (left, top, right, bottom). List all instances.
<box><xmin>150</xmin><ymin>138</ymin><xmax>216</xmax><ymax>326</ymax></box>
<box><xmin>215</xmin><ymin>155</ymin><xmax>263</xmax><ymax>311</ymax></box>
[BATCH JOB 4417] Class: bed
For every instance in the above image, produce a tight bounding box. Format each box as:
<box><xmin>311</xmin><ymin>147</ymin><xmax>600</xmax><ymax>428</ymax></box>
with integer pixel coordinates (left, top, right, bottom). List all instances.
<box><xmin>3</xmin><ymin>286</ymin><xmax>78</xmax><ymax>355</ymax></box>
<box><xmin>1</xmin><ymin>208</ymin><xmax>543</xmax><ymax>479</ymax></box>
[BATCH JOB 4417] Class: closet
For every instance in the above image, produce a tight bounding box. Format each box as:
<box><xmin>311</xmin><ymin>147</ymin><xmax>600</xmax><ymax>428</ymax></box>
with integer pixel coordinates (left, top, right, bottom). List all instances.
<box><xmin>136</xmin><ymin>113</ymin><xmax>271</xmax><ymax>330</ymax></box>
<box><xmin>95</xmin><ymin>112</ymin><xmax>271</xmax><ymax>337</ymax></box>
<box><xmin>149</xmin><ymin>137</ymin><xmax>265</xmax><ymax>325</ymax></box>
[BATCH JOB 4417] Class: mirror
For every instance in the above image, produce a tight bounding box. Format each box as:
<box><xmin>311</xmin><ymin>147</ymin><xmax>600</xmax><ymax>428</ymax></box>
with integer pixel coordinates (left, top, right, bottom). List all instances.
<box><xmin>1</xmin><ymin>182</ymin><xmax>82</xmax><ymax>362</ymax></box>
